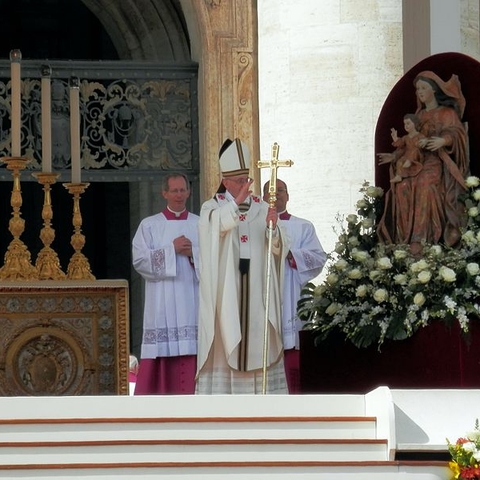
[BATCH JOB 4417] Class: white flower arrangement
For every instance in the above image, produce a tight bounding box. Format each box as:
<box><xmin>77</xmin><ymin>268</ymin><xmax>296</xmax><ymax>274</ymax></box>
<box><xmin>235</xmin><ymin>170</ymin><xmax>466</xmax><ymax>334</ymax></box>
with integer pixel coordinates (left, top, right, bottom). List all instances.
<box><xmin>297</xmin><ymin>179</ymin><xmax>480</xmax><ymax>349</ymax></box>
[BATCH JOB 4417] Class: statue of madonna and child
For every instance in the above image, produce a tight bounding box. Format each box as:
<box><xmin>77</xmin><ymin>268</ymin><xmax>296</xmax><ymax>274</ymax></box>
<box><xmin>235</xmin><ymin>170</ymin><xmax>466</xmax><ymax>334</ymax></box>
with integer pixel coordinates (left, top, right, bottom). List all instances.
<box><xmin>377</xmin><ymin>70</ymin><xmax>469</xmax><ymax>255</ymax></box>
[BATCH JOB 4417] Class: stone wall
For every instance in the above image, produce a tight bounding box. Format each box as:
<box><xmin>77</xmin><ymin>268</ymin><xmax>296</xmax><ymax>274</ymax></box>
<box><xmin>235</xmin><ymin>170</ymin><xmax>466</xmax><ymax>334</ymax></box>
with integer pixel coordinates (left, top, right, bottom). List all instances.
<box><xmin>257</xmin><ymin>0</ymin><xmax>403</xmax><ymax>280</ymax></box>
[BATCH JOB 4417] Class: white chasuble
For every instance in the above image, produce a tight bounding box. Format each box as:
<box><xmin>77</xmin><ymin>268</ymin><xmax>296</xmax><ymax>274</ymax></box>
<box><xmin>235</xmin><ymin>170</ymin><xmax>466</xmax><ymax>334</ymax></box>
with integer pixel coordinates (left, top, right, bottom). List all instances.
<box><xmin>196</xmin><ymin>193</ymin><xmax>289</xmax><ymax>394</ymax></box>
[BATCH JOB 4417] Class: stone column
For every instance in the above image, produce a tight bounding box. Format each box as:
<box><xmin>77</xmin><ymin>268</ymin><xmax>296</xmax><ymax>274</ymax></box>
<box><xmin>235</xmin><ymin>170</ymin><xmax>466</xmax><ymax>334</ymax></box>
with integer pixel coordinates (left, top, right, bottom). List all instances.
<box><xmin>181</xmin><ymin>0</ymin><xmax>260</xmax><ymax>199</ymax></box>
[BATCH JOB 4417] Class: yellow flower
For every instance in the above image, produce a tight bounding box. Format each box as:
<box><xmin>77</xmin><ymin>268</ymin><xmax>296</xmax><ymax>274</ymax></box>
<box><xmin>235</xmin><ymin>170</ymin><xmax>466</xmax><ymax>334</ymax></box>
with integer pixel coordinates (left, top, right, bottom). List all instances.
<box><xmin>448</xmin><ymin>460</ymin><xmax>460</xmax><ymax>479</ymax></box>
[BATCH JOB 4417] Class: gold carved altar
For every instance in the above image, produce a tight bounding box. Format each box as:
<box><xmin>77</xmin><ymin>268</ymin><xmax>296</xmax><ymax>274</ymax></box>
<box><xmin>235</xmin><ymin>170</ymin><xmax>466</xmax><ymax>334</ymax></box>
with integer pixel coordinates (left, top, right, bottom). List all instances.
<box><xmin>0</xmin><ymin>279</ymin><xmax>129</xmax><ymax>396</ymax></box>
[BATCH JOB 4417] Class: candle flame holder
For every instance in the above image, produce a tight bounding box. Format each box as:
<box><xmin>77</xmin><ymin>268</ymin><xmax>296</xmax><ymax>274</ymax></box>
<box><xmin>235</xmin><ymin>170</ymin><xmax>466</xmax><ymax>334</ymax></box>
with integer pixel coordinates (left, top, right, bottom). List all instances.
<box><xmin>32</xmin><ymin>172</ymin><xmax>66</xmax><ymax>280</ymax></box>
<box><xmin>0</xmin><ymin>157</ymin><xmax>39</xmax><ymax>281</ymax></box>
<box><xmin>64</xmin><ymin>182</ymin><xmax>95</xmax><ymax>280</ymax></box>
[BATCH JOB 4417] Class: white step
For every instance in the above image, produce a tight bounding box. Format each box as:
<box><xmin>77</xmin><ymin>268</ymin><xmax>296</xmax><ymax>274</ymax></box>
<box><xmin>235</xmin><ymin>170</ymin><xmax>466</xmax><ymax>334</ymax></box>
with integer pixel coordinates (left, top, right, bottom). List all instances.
<box><xmin>0</xmin><ymin>438</ymin><xmax>388</xmax><ymax>464</ymax></box>
<box><xmin>0</xmin><ymin>463</ymin><xmax>449</xmax><ymax>479</ymax></box>
<box><xmin>0</xmin><ymin>416</ymin><xmax>378</xmax><ymax>442</ymax></box>
<box><xmin>0</xmin><ymin>389</ymin><xmax>452</xmax><ymax>480</ymax></box>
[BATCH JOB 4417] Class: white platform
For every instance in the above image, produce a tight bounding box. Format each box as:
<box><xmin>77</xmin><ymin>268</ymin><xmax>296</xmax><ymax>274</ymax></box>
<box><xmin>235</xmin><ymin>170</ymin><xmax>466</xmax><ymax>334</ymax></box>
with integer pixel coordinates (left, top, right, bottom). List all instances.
<box><xmin>0</xmin><ymin>387</ymin><xmax>472</xmax><ymax>479</ymax></box>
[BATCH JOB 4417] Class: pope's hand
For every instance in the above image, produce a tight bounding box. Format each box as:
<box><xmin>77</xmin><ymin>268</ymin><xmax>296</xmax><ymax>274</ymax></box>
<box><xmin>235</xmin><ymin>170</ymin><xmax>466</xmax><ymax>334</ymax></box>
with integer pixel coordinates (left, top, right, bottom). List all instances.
<box><xmin>266</xmin><ymin>206</ymin><xmax>278</xmax><ymax>229</ymax></box>
<box><xmin>235</xmin><ymin>178</ymin><xmax>254</xmax><ymax>205</ymax></box>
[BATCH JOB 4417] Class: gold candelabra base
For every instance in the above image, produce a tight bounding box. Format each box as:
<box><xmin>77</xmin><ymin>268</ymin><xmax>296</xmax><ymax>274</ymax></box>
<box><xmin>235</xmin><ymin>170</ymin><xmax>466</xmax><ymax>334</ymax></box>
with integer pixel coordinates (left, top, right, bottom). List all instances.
<box><xmin>33</xmin><ymin>172</ymin><xmax>66</xmax><ymax>280</ymax></box>
<box><xmin>64</xmin><ymin>182</ymin><xmax>95</xmax><ymax>281</ymax></box>
<box><xmin>0</xmin><ymin>157</ymin><xmax>38</xmax><ymax>281</ymax></box>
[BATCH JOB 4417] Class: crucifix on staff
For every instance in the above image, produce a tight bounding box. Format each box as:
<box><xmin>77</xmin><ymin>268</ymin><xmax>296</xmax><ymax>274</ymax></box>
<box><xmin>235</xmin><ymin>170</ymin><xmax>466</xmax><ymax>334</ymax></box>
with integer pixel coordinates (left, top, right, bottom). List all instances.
<box><xmin>258</xmin><ymin>142</ymin><xmax>294</xmax><ymax>212</ymax></box>
<box><xmin>257</xmin><ymin>142</ymin><xmax>294</xmax><ymax>393</ymax></box>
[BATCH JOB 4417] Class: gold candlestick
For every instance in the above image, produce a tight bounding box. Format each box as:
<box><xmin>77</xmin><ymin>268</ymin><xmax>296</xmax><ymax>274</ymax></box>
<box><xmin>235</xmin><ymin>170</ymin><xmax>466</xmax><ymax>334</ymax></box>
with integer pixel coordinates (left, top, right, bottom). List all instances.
<box><xmin>0</xmin><ymin>157</ymin><xmax>39</xmax><ymax>281</ymax></box>
<box><xmin>64</xmin><ymin>182</ymin><xmax>95</xmax><ymax>280</ymax></box>
<box><xmin>33</xmin><ymin>172</ymin><xmax>66</xmax><ymax>280</ymax></box>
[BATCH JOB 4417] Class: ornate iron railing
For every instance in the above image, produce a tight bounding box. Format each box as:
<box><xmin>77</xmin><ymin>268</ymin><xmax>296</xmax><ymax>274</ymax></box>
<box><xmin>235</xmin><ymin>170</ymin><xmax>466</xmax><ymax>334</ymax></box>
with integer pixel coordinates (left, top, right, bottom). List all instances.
<box><xmin>0</xmin><ymin>60</ymin><xmax>199</xmax><ymax>182</ymax></box>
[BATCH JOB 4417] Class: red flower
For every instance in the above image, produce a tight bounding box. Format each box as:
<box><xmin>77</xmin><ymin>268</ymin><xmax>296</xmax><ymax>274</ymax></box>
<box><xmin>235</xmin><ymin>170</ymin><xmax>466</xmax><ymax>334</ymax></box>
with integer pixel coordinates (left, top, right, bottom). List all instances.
<box><xmin>460</xmin><ymin>466</ymin><xmax>480</xmax><ymax>479</ymax></box>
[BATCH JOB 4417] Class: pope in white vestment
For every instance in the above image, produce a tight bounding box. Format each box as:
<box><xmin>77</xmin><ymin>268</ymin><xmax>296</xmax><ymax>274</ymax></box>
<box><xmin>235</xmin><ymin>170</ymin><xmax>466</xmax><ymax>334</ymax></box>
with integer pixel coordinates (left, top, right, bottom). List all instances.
<box><xmin>195</xmin><ymin>139</ymin><xmax>289</xmax><ymax>394</ymax></box>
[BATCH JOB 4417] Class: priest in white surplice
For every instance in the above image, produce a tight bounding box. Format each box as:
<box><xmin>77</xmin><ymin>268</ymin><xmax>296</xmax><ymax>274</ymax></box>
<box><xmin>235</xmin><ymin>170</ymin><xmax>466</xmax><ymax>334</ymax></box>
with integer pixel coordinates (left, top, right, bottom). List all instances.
<box><xmin>264</xmin><ymin>178</ymin><xmax>327</xmax><ymax>393</ymax></box>
<box><xmin>132</xmin><ymin>173</ymin><xmax>199</xmax><ymax>395</ymax></box>
<box><xmin>196</xmin><ymin>139</ymin><xmax>289</xmax><ymax>394</ymax></box>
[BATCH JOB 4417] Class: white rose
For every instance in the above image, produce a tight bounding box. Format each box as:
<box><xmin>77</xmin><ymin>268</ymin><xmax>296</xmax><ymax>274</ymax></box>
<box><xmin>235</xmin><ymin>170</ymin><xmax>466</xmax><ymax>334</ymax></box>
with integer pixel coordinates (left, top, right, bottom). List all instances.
<box><xmin>394</xmin><ymin>274</ymin><xmax>407</xmax><ymax>285</ymax></box>
<box><xmin>469</xmin><ymin>207</ymin><xmax>479</xmax><ymax>218</ymax></box>
<box><xmin>413</xmin><ymin>292</ymin><xmax>426</xmax><ymax>307</ymax></box>
<box><xmin>462</xmin><ymin>441</ymin><xmax>477</xmax><ymax>453</ymax></box>
<box><xmin>347</xmin><ymin>268</ymin><xmax>363</xmax><ymax>279</ymax></box>
<box><xmin>334</xmin><ymin>242</ymin><xmax>346</xmax><ymax>254</ymax></box>
<box><xmin>410</xmin><ymin>259</ymin><xmax>429</xmax><ymax>273</ymax></box>
<box><xmin>473</xmin><ymin>189</ymin><xmax>480</xmax><ymax>201</ymax></box>
<box><xmin>346</xmin><ymin>214</ymin><xmax>358</xmax><ymax>224</ymax></box>
<box><xmin>473</xmin><ymin>451</ymin><xmax>480</xmax><ymax>462</ymax></box>
<box><xmin>376</xmin><ymin>257</ymin><xmax>393</xmax><ymax>270</ymax></box>
<box><xmin>465</xmin><ymin>176</ymin><xmax>480</xmax><ymax>188</ymax></box>
<box><xmin>366</xmin><ymin>186</ymin><xmax>384</xmax><ymax>198</ymax></box>
<box><xmin>369</xmin><ymin>270</ymin><xmax>381</xmax><ymax>281</ymax></box>
<box><xmin>314</xmin><ymin>284</ymin><xmax>327</xmax><ymax>296</ymax></box>
<box><xmin>393</xmin><ymin>250</ymin><xmax>408</xmax><ymax>260</ymax></box>
<box><xmin>351</xmin><ymin>249</ymin><xmax>369</xmax><ymax>262</ymax></box>
<box><xmin>356</xmin><ymin>199</ymin><xmax>367</xmax><ymax>209</ymax></box>
<box><xmin>334</xmin><ymin>258</ymin><xmax>349</xmax><ymax>271</ymax></box>
<box><xmin>417</xmin><ymin>270</ymin><xmax>432</xmax><ymax>284</ymax></box>
<box><xmin>348</xmin><ymin>236</ymin><xmax>360</xmax><ymax>247</ymax></box>
<box><xmin>325</xmin><ymin>302</ymin><xmax>340</xmax><ymax>315</ymax></box>
<box><xmin>362</xmin><ymin>217</ymin><xmax>374</xmax><ymax>229</ymax></box>
<box><xmin>373</xmin><ymin>288</ymin><xmax>388</xmax><ymax>302</ymax></box>
<box><xmin>429</xmin><ymin>245</ymin><xmax>442</xmax><ymax>256</ymax></box>
<box><xmin>467</xmin><ymin>263</ymin><xmax>480</xmax><ymax>276</ymax></box>
<box><xmin>356</xmin><ymin>285</ymin><xmax>368</xmax><ymax>297</ymax></box>
<box><xmin>326</xmin><ymin>273</ymin><xmax>339</xmax><ymax>285</ymax></box>
<box><xmin>463</xmin><ymin>230</ymin><xmax>477</xmax><ymax>244</ymax></box>
<box><xmin>439</xmin><ymin>266</ymin><xmax>456</xmax><ymax>283</ymax></box>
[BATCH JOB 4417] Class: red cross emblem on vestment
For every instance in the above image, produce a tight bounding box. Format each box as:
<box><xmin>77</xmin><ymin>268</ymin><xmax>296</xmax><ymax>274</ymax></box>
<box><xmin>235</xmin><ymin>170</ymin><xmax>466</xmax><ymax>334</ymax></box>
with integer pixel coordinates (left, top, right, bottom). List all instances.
<box><xmin>239</xmin><ymin>214</ymin><xmax>246</xmax><ymax>221</ymax></box>
<box><xmin>241</xmin><ymin>235</ymin><xmax>248</xmax><ymax>243</ymax></box>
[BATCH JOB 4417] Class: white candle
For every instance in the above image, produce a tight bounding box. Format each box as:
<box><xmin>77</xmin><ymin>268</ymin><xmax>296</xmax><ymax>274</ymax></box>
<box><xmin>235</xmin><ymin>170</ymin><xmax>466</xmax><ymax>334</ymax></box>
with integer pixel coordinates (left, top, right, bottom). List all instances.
<box><xmin>69</xmin><ymin>77</ymin><xmax>81</xmax><ymax>183</ymax></box>
<box><xmin>41</xmin><ymin>65</ymin><xmax>52</xmax><ymax>173</ymax></box>
<box><xmin>10</xmin><ymin>49</ymin><xmax>22</xmax><ymax>158</ymax></box>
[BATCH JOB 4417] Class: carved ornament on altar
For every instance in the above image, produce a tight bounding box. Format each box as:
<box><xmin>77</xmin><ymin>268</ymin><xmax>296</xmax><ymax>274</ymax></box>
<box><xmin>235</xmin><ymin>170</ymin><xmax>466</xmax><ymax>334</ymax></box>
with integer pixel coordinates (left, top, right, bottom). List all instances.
<box><xmin>0</xmin><ymin>281</ymin><xmax>129</xmax><ymax>396</ymax></box>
